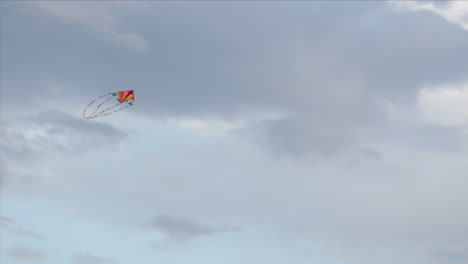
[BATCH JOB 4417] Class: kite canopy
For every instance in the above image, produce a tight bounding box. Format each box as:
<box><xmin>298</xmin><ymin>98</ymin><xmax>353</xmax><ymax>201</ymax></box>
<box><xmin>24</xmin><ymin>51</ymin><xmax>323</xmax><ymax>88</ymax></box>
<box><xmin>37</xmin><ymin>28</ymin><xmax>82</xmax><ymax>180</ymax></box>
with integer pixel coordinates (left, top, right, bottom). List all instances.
<box><xmin>83</xmin><ymin>90</ymin><xmax>135</xmax><ymax>119</ymax></box>
<box><xmin>113</xmin><ymin>90</ymin><xmax>134</xmax><ymax>105</ymax></box>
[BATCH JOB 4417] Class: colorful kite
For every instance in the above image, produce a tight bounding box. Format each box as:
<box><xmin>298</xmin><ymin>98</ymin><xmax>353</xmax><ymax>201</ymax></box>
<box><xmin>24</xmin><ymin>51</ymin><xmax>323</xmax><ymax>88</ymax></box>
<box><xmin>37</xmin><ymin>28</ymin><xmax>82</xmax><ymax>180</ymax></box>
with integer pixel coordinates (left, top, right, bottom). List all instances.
<box><xmin>83</xmin><ymin>90</ymin><xmax>135</xmax><ymax>119</ymax></box>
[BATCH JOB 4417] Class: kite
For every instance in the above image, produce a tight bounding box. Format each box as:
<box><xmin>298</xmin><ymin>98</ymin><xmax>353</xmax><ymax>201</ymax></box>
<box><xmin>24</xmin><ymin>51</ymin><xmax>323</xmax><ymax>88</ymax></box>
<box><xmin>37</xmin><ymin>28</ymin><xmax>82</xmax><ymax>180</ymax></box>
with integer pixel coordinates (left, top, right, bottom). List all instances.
<box><xmin>83</xmin><ymin>90</ymin><xmax>134</xmax><ymax>119</ymax></box>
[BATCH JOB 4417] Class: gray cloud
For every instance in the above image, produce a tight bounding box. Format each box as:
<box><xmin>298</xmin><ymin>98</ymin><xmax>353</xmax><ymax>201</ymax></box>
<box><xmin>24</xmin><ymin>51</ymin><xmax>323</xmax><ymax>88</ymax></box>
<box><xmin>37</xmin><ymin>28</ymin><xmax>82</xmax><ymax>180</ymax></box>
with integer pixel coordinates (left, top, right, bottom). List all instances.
<box><xmin>249</xmin><ymin>114</ymin><xmax>356</xmax><ymax>157</ymax></box>
<box><xmin>3</xmin><ymin>2</ymin><xmax>467</xmax><ymax>156</ymax></box>
<box><xmin>149</xmin><ymin>215</ymin><xmax>242</xmax><ymax>242</ymax></box>
<box><xmin>1</xmin><ymin>2</ymin><xmax>468</xmax><ymax>264</ymax></box>
<box><xmin>33</xmin><ymin>1</ymin><xmax>150</xmax><ymax>52</ymax></box>
<box><xmin>0</xmin><ymin>216</ymin><xmax>45</xmax><ymax>240</ymax></box>
<box><xmin>5</xmin><ymin>245</ymin><xmax>47</xmax><ymax>262</ymax></box>
<box><xmin>431</xmin><ymin>245</ymin><xmax>468</xmax><ymax>264</ymax></box>
<box><xmin>72</xmin><ymin>253</ymin><xmax>118</xmax><ymax>264</ymax></box>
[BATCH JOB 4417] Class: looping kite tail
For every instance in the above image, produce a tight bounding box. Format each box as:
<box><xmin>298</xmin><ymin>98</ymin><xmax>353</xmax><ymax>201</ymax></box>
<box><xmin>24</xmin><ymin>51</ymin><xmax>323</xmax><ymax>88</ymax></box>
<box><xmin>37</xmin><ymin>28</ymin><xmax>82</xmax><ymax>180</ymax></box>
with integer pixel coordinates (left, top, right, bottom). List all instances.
<box><xmin>83</xmin><ymin>90</ymin><xmax>134</xmax><ymax>119</ymax></box>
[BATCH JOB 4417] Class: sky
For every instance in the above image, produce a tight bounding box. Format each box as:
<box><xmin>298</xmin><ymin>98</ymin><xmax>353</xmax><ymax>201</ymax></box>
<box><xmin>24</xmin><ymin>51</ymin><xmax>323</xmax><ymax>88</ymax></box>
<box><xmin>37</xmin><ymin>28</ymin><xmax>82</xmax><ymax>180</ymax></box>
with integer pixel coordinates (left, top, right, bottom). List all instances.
<box><xmin>1</xmin><ymin>1</ymin><xmax>468</xmax><ymax>263</ymax></box>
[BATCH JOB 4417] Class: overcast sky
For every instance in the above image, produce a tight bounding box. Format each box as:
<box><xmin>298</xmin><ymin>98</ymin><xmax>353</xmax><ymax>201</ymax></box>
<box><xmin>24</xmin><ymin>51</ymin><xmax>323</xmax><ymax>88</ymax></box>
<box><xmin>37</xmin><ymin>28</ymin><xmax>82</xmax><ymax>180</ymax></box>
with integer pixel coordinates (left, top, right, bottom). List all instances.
<box><xmin>1</xmin><ymin>1</ymin><xmax>468</xmax><ymax>264</ymax></box>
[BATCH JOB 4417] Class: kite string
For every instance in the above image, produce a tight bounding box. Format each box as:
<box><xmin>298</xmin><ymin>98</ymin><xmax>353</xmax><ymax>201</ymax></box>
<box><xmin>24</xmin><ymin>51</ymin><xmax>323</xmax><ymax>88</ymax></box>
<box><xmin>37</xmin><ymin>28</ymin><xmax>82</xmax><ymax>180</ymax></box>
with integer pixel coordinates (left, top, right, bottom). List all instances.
<box><xmin>83</xmin><ymin>92</ymin><xmax>133</xmax><ymax>119</ymax></box>
<box><xmin>83</xmin><ymin>93</ymin><xmax>112</xmax><ymax>119</ymax></box>
<box><xmin>95</xmin><ymin>101</ymin><xmax>125</xmax><ymax>116</ymax></box>
<box><xmin>89</xmin><ymin>96</ymin><xmax>113</xmax><ymax>117</ymax></box>
<box><xmin>100</xmin><ymin>104</ymin><xmax>131</xmax><ymax>116</ymax></box>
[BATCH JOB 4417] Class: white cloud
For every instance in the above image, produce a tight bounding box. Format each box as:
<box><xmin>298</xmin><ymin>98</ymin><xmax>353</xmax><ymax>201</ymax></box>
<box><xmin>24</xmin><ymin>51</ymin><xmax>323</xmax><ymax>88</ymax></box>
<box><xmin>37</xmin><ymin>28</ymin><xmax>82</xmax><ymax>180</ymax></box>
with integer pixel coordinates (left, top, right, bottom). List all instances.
<box><xmin>32</xmin><ymin>1</ymin><xmax>150</xmax><ymax>52</ymax></box>
<box><xmin>165</xmin><ymin>109</ymin><xmax>285</xmax><ymax>135</ymax></box>
<box><xmin>390</xmin><ymin>1</ymin><xmax>468</xmax><ymax>30</ymax></box>
<box><xmin>167</xmin><ymin>117</ymin><xmax>246</xmax><ymax>135</ymax></box>
<box><xmin>0</xmin><ymin>111</ymin><xmax>127</xmax><ymax>185</ymax></box>
<box><xmin>418</xmin><ymin>81</ymin><xmax>468</xmax><ymax>127</ymax></box>
<box><xmin>1</xmin><ymin>111</ymin><xmax>126</xmax><ymax>156</ymax></box>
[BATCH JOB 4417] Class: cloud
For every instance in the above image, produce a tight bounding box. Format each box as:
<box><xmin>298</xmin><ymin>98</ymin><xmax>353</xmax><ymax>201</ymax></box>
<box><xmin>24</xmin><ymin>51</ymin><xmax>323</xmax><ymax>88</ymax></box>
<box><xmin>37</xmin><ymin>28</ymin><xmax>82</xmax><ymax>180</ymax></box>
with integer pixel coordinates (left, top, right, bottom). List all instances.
<box><xmin>148</xmin><ymin>215</ymin><xmax>242</xmax><ymax>242</ymax></box>
<box><xmin>1</xmin><ymin>110</ymin><xmax>126</xmax><ymax>156</ymax></box>
<box><xmin>32</xmin><ymin>1</ymin><xmax>150</xmax><ymax>51</ymax></box>
<box><xmin>72</xmin><ymin>253</ymin><xmax>118</xmax><ymax>264</ymax></box>
<box><xmin>4</xmin><ymin>2</ymin><xmax>468</xmax><ymax>156</ymax></box>
<box><xmin>431</xmin><ymin>245</ymin><xmax>468</xmax><ymax>264</ymax></box>
<box><xmin>249</xmin><ymin>114</ymin><xmax>355</xmax><ymax>157</ymax></box>
<box><xmin>0</xmin><ymin>216</ymin><xmax>46</xmax><ymax>240</ymax></box>
<box><xmin>0</xmin><ymin>110</ymin><xmax>127</xmax><ymax>185</ymax></box>
<box><xmin>5</xmin><ymin>245</ymin><xmax>47</xmax><ymax>262</ymax></box>
<box><xmin>390</xmin><ymin>1</ymin><xmax>468</xmax><ymax>30</ymax></box>
<box><xmin>418</xmin><ymin>81</ymin><xmax>468</xmax><ymax>127</ymax></box>
<box><xmin>1</xmin><ymin>4</ymin><xmax>468</xmax><ymax>263</ymax></box>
